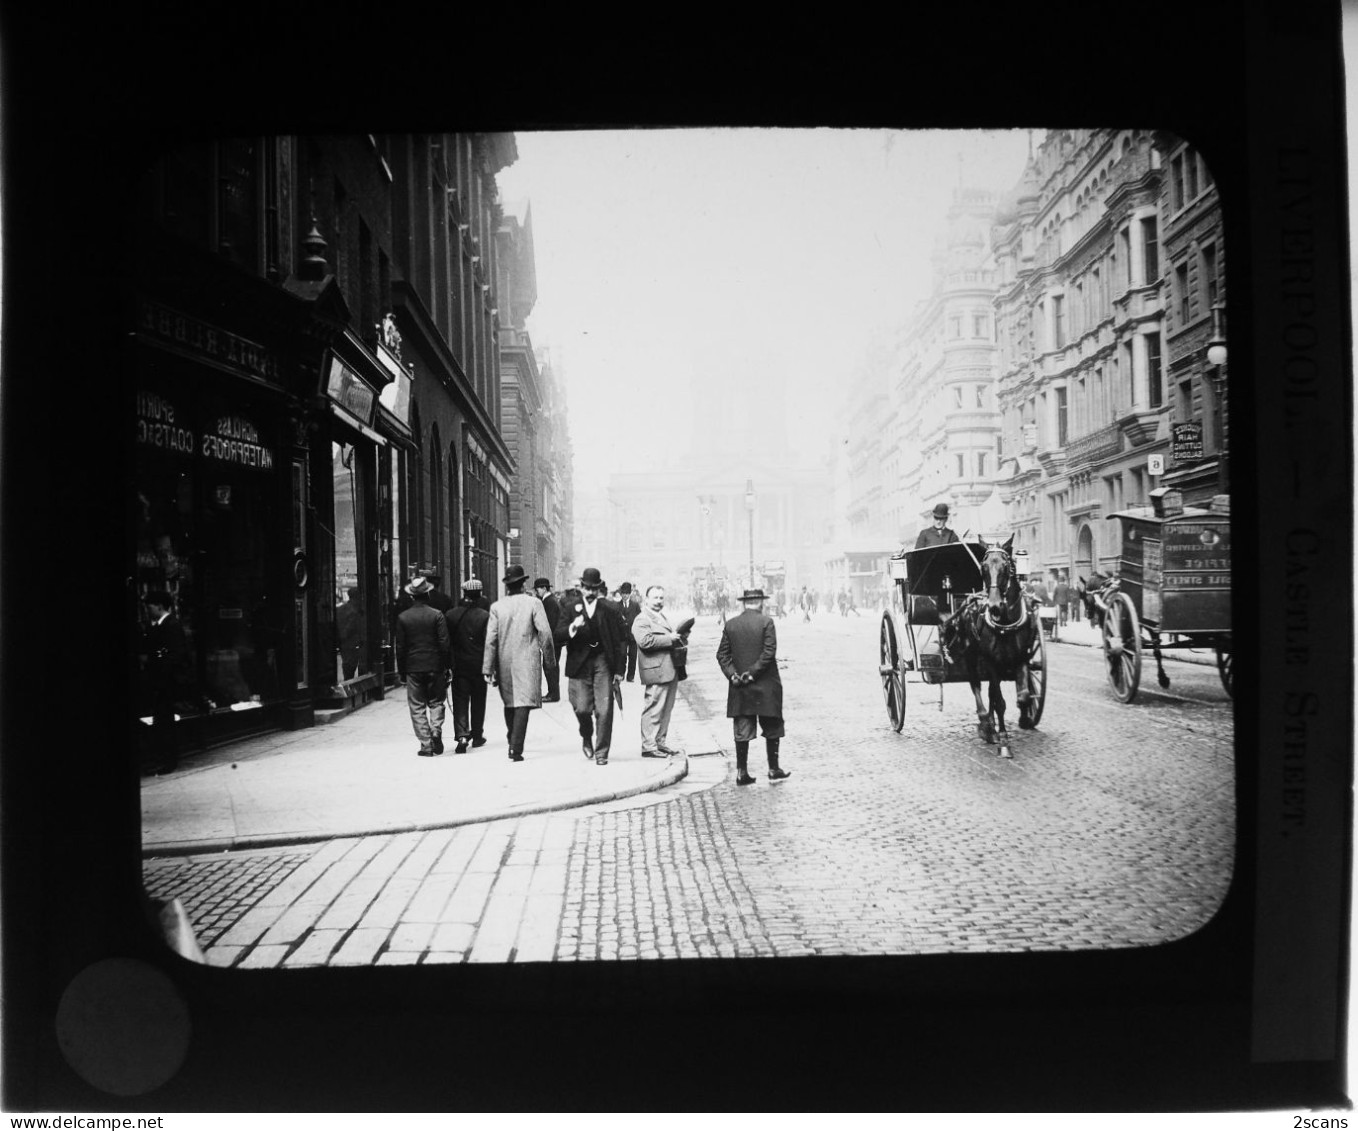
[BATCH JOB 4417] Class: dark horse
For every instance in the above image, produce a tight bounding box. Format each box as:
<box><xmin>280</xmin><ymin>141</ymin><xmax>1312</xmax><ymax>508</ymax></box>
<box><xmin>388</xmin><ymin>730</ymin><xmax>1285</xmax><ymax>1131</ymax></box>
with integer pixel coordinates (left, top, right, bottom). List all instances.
<box><xmin>944</xmin><ymin>536</ymin><xmax>1039</xmax><ymax>758</ymax></box>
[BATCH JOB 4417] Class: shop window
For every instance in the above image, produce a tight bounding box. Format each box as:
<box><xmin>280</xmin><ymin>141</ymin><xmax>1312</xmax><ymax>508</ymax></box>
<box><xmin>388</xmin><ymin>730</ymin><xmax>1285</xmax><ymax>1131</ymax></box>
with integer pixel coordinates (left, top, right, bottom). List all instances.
<box><xmin>332</xmin><ymin>441</ymin><xmax>372</xmax><ymax>686</ymax></box>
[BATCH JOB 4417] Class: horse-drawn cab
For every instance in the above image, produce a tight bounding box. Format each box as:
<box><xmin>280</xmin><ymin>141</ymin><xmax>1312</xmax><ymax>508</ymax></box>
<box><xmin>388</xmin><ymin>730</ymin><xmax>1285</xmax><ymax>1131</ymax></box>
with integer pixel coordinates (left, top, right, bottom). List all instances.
<box><xmin>879</xmin><ymin>539</ymin><xmax>1048</xmax><ymax>758</ymax></box>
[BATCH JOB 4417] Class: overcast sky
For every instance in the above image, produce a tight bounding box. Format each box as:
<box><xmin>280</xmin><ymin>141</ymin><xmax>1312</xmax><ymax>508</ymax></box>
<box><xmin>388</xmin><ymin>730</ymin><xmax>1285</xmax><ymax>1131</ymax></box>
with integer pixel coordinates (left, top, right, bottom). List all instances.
<box><xmin>495</xmin><ymin>128</ymin><xmax>1038</xmax><ymax>494</ymax></box>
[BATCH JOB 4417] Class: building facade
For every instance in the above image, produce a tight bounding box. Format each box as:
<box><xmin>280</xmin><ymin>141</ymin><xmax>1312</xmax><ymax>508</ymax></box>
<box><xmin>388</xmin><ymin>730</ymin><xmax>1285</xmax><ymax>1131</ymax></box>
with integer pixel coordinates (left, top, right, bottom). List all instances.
<box><xmin>990</xmin><ymin>129</ymin><xmax>1214</xmax><ymax>582</ymax></box>
<box><xmin>896</xmin><ymin>186</ymin><xmax>1006</xmax><ymax>543</ymax></box>
<box><xmin>1154</xmin><ymin>132</ymin><xmax>1228</xmax><ymax>507</ymax></box>
<box><xmin>133</xmin><ymin>131</ymin><xmax>518</xmax><ymax>755</ymax></box>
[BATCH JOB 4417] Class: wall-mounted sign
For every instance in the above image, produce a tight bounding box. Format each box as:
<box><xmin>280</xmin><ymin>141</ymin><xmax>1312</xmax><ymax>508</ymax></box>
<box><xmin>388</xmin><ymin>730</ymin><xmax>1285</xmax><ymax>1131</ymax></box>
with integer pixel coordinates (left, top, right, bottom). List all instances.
<box><xmin>325</xmin><ymin>356</ymin><xmax>377</xmax><ymax>427</ymax></box>
<box><xmin>1171</xmin><ymin>422</ymin><xmax>1204</xmax><ymax>463</ymax></box>
<box><xmin>377</xmin><ymin>362</ymin><xmax>412</xmax><ymax>427</ymax></box>
<box><xmin>136</xmin><ymin>390</ymin><xmax>195</xmax><ymax>453</ymax></box>
<box><xmin>138</xmin><ymin>298</ymin><xmax>281</xmax><ymax>383</ymax></box>
<box><xmin>204</xmin><ymin>414</ymin><xmax>275</xmax><ymax>470</ymax></box>
<box><xmin>1147</xmin><ymin>453</ymin><xmax>1165</xmax><ymax>476</ymax></box>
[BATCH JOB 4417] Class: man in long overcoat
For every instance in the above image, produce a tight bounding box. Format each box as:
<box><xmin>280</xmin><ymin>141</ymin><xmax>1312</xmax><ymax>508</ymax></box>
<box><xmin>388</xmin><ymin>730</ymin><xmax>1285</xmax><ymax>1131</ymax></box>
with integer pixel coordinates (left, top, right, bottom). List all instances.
<box><xmin>534</xmin><ymin>577</ymin><xmax>563</xmax><ymax>702</ymax></box>
<box><xmin>716</xmin><ymin>587</ymin><xmax>791</xmax><ymax>786</ymax></box>
<box><xmin>482</xmin><ymin>564</ymin><xmax>553</xmax><ymax>762</ymax></box>
<box><xmin>618</xmin><ymin>582</ymin><xmax>642</xmax><ymax>682</ymax></box>
<box><xmin>555</xmin><ymin>566</ymin><xmax>628</xmax><ymax>766</ymax></box>
<box><xmin>142</xmin><ymin>589</ymin><xmax>192</xmax><ymax>774</ymax></box>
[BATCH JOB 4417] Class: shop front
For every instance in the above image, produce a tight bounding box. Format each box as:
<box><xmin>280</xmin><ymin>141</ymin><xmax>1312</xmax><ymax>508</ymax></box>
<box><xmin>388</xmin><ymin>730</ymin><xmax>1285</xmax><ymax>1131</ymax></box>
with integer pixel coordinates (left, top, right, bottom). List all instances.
<box><xmin>312</xmin><ymin>346</ymin><xmax>405</xmax><ymax>717</ymax></box>
<box><xmin>133</xmin><ymin>305</ymin><xmax>296</xmax><ymax>752</ymax></box>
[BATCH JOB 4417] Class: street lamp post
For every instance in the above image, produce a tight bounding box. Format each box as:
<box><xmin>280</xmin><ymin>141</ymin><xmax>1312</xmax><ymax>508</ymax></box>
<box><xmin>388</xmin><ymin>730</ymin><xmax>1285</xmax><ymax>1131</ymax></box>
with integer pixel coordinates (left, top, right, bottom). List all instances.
<box><xmin>1206</xmin><ymin>303</ymin><xmax>1228</xmax><ymax>497</ymax></box>
<box><xmin>745</xmin><ymin>478</ymin><xmax>756</xmax><ymax>591</ymax></box>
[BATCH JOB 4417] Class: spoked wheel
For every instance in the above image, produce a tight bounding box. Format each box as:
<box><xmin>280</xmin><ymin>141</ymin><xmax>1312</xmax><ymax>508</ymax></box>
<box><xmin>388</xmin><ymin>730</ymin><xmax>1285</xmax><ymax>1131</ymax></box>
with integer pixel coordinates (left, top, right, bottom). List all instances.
<box><xmin>879</xmin><ymin>614</ymin><xmax>906</xmax><ymax>732</ymax></box>
<box><xmin>1216</xmin><ymin>645</ymin><xmax>1234</xmax><ymax>698</ymax></box>
<box><xmin>1023</xmin><ymin>625</ymin><xmax>1047</xmax><ymax>727</ymax></box>
<box><xmin>1102</xmin><ymin>591</ymin><xmax>1142</xmax><ymax>703</ymax></box>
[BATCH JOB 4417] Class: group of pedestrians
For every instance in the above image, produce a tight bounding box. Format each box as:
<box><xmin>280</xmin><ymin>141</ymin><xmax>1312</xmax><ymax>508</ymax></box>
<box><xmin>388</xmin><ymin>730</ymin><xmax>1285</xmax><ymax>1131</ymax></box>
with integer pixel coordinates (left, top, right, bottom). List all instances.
<box><xmin>394</xmin><ymin>564</ymin><xmax>700</xmax><ymax>768</ymax></box>
<box><xmin>394</xmin><ymin>563</ymin><xmax>791</xmax><ymax>784</ymax></box>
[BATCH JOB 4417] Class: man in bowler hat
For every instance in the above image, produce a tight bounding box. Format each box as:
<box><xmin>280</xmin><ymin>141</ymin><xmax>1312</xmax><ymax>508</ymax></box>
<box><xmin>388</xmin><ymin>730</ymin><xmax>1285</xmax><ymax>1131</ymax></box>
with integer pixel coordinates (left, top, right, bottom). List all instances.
<box><xmin>482</xmin><ymin>564</ymin><xmax>553</xmax><ymax>762</ymax></box>
<box><xmin>555</xmin><ymin>567</ymin><xmax>628</xmax><ymax>766</ymax></box>
<box><xmin>915</xmin><ymin>502</ymin><xmax>960</xmax><ymax>549</ymax></box>
<box><xmin>716</xmin><ymin>588</ymin><xmax>791</xmax><ymax>786</ymax></box>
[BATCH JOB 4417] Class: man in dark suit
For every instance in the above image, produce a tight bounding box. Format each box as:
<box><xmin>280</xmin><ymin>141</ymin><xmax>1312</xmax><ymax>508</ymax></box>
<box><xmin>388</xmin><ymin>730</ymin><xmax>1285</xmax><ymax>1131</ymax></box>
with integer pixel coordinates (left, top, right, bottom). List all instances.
<box><xmin>142</xmin><ymin>589</ymin><xmax>191</xmax><ymax>774</ymax></box>
<box><xmin>447</xmin><ymin>578</ymin><xmax>490</xmax><ymax>753</ymax></box>
<box><xmin>915</xmin><ymin>502</ymin><xmax>960</xmax><ymax>549</ymax></box>
<box><xmin>618</xmin><ymin>581</ymin><xmax>642</xmax><ymax>681</ymax></box>
<box><xmin>555</xmin><ymin>566</ymin><xmax>627</xmax><ymax>766</ymax></box>
<box><xmin>534</xmin><ymin>577</ymin><xmax>563</xmax><ymax>702</ymax></box>
<box><xmin>395</xmin><ymin>575</ymin><xmax>451</xmax><ymax>757</ymax></box>
<box><xmin>716</xmin><ymin>587</ymin><xmax>791</xmax><ymax>786</ymax></box>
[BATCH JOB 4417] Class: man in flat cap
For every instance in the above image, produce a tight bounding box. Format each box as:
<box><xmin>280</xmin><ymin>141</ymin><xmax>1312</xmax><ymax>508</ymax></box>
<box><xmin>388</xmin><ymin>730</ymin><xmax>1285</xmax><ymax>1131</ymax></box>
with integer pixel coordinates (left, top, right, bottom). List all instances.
<box><xmin>555</xmin><ymin>566</ymin><xmax>628</xmax><ymax>766</ymax></box>
<box><xmin>447</xmin><ymin>578</ymin><xmax>490</xmax><ymax>753</ymax></box>
<box><xmin>915</xmin><ymin>502</ymin><xmax>960</xmax><ymax>549</ymax></box>
<box><xmin>716</xmin><ymin>587</ymin><xmax>791</xmax><ymax>786</ymax></box>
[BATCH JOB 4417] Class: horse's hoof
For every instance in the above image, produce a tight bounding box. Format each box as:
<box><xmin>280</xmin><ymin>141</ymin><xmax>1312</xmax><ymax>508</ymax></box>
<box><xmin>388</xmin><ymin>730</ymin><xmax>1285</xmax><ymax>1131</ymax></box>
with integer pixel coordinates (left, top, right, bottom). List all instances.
<box><xmin>977</xmin><ymin>724</ymin><xmax>994</xmax><ymax>743</ymax></box>
<box><xmin>998</xmin><ymin>747</ymin><xmax>1013</xmax><ymax>759</ymax></box>
<box><xmin>1018</xmin><ymin>715</ymin><xmax>1035</xmax><ymax>730</ymax></box>
<box><xmin>1157</xmin><ymin>674</ymin><xmax>1170</xmax><ymax>689</ymax></box>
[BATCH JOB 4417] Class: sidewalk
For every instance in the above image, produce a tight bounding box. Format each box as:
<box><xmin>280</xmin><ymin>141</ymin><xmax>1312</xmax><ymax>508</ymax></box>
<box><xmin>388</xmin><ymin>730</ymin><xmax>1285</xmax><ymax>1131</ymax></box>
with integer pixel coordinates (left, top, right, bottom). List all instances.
<box><xmin>142</xmin><ymin>680</ymin><xmax>725</xmax><ymax>856</ymax></box>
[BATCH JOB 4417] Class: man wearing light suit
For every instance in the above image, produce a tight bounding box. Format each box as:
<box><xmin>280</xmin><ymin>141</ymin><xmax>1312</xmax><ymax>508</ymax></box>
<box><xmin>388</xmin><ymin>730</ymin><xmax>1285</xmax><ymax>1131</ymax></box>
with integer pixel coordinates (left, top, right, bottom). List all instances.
<box><xmin>631</xmin><ymin>584</ymin><xmax>693</xmax><ymax>759</ymax></box>
<box><xmin>555</xmin><ymin>566</ymin><xmax>628</xmax><ymax>766</ymax></box>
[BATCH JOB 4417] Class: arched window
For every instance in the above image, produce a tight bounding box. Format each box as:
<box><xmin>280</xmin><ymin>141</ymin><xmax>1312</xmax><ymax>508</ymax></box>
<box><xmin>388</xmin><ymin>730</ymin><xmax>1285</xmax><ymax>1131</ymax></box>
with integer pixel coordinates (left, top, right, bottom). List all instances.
<box><xmin>447</xmin><ymin>441</ymin><xmax>459</xmax><ymax>589</ymax></box>
<box><xmin>408</xmin><ymin>402</ymin><xmax>423</xmax><ymax>566</ymax></box>
<box><xmin>429</xmin><ymin>423</ymin><xmax>443</xmax><ymax>575</ymax></box>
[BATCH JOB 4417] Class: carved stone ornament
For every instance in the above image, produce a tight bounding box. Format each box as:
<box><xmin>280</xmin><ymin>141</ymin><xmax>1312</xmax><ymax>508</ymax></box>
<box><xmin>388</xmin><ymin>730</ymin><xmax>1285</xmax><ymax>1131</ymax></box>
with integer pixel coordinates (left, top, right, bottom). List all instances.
<box><xmin>381</xmin><ymin>313</ymin><xmax>403</xmax><ymax>359</ymax></box>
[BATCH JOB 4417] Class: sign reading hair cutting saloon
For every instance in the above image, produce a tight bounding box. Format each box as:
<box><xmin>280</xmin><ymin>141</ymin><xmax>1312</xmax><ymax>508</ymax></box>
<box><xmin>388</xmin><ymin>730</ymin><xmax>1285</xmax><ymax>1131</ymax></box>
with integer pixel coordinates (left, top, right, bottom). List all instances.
<box><xmin>203</xmin><ymin>415</ymin><xmax>275</xmax><ymax>470</ymax></box>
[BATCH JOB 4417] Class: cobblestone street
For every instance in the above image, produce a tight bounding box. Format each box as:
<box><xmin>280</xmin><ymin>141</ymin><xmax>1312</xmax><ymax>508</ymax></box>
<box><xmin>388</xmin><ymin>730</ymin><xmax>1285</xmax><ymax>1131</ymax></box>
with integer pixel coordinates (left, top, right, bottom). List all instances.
<box><xmin>144</xmin><ymin>611</ymin><xmax>1235</xmax><ymax>967</ymax></box>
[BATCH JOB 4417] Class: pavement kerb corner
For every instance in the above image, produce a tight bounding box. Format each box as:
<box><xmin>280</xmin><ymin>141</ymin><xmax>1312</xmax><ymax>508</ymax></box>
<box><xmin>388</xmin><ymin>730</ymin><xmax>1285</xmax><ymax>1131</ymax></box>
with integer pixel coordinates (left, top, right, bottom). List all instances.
<box><xmin>143</xmin><ymin>754</ymin><xmax>691</xmax><ymax>858</ymax></box>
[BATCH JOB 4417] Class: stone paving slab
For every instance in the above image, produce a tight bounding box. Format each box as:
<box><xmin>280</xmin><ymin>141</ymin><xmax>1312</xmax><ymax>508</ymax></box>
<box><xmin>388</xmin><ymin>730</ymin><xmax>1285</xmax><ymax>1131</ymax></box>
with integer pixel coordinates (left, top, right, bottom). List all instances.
<box><xmin>142</xmin><ymin>678</ymin><xmax>723</xmax><ymax>854</ymax></box>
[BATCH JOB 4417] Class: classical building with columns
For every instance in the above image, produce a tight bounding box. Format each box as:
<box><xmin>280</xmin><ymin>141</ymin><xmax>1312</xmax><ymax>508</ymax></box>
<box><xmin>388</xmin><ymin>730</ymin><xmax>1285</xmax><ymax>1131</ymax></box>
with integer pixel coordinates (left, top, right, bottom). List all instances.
<box><xmin>992</xmin><ymin>129</ymin><xmax>1187</xmax><ymax>581</ymax></box>
<box><xmin>599</xmin><ymin>376</ymin><xmax>830</xmax><ymax>604</ymax></box>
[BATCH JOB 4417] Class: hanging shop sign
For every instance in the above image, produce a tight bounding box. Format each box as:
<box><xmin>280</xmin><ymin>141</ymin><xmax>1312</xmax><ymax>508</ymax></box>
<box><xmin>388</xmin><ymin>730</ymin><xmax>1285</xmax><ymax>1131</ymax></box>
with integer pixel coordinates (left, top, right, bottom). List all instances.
<box><xmin>136</xmin><ymin>390</ymin><xmax>195</xmax><ymax>454</ymax></box>
<box><xmin>137</xmin><ymin>298</ymin><xmax>281</xmax><ymax>384</ymax></box>
<box><xmin>325</xmin><ymin>355</ymin><xmax>377</xmax><ymax>428</ymax></box>
<box><xmin>203</xmin><ymin>414</ymin><xmax>275</xmax><ymax>470</ymax></box>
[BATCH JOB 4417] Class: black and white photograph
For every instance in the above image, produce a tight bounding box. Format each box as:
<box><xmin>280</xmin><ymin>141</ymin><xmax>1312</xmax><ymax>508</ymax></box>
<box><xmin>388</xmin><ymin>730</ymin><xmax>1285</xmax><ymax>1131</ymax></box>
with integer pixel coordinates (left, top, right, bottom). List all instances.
<box><xmin>2</xmin><ymin>3</ymin><xmax>1352</xmax><ymax>1118</ymax></box>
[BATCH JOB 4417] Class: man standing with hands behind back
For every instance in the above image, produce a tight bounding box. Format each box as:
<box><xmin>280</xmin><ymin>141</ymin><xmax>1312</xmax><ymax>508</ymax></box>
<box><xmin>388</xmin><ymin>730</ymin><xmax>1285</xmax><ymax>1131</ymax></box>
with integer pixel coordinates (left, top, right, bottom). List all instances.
<box><xmin>556</xmin><ymin>566</ymin><xmax>627</xmax><ymax>766</ymax></box>
<box><xmin>717</xmin><ymin>587</ymin><xmax>791</xmax><ymax>786</ymax></box>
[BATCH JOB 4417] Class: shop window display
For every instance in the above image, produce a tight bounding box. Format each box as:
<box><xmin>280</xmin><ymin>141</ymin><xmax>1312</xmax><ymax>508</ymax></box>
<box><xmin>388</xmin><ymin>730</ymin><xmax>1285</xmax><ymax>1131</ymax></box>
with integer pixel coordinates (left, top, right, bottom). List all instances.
<box><xmin>332</xmin><ymin>440</ymin><xmax>372</xmax><ymax>685</ymax></box>
<box><xmin>135</xmin><ymin>381</ymin><xmax>286</xmax><ymax>721</ymax></box>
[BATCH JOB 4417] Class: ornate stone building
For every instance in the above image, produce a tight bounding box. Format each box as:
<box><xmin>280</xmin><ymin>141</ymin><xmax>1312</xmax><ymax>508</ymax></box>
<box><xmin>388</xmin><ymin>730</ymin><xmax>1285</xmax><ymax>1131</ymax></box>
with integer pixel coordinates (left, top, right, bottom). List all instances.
<box><xmin>1154</xmin><ymin>132</ymin><xmax>1228</xmax><ymax>507</ymax></box>
<box><xmin>992</xmin><ymin>129</ymin><xmax>1183</xmax><ymax>580</ymax></box>
<box><xmin>895</xmin><ymin>186</ymin><xmax>1006</xmax><ymax>543</ymax></box>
